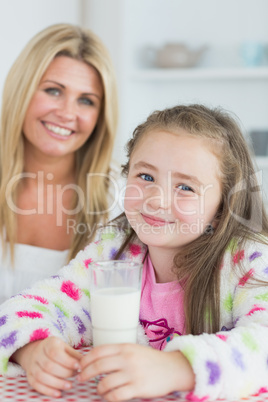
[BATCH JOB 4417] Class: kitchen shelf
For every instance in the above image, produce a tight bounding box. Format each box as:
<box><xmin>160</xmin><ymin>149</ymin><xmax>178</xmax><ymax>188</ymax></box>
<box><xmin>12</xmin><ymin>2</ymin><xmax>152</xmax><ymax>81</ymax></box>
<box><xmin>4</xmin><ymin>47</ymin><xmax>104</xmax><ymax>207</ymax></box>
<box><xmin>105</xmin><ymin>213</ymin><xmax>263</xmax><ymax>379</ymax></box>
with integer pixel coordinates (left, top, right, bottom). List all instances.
<box><xmin>131</xmin><ymin>67</ymin><xmax>268</xmax><ymax>81</ymax></box>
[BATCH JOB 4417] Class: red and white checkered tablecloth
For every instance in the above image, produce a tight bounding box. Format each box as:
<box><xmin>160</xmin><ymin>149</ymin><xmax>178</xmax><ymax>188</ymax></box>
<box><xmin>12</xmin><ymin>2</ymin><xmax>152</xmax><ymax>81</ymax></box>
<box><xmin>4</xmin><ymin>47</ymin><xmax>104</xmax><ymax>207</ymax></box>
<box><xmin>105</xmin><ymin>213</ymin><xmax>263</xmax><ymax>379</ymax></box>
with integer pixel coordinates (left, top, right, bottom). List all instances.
<box><xmin>1</xmin><ymin>347</ymin><xmax>268</xmax><ymax>402</ymax></box>
<box><xmin>2</xmin><ymin>374</ymin><xmax>268</xmax><ymax>402</ymax></box>
<box><xmin>0</xmin><ymin>375</ymin><xmax>184</xmax><ymax>402</ymax></box>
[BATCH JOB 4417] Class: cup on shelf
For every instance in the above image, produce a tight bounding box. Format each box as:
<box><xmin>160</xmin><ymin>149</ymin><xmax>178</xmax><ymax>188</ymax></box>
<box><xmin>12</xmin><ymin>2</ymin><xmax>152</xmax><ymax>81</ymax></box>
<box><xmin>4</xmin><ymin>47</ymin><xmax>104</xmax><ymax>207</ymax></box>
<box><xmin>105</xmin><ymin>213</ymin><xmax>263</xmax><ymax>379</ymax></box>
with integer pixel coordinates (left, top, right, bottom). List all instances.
<box><xmin>140</xmin><ymin>43</ymin><xmax>207</xmax><ymax>68</ymax></box>
<box><xmin>89</xmin><ymin>260</ymin><xmax>142</xmax><ymax>346</ymax></box>
<box><xmin>240</xmin><ymin>41</ymin><xmax>264</xmax><ymax>67</ymax></box>
<box><xmin>249</xmin><ymin>130</ymin><xmax>268</xmax><ymax>156</ymax></box>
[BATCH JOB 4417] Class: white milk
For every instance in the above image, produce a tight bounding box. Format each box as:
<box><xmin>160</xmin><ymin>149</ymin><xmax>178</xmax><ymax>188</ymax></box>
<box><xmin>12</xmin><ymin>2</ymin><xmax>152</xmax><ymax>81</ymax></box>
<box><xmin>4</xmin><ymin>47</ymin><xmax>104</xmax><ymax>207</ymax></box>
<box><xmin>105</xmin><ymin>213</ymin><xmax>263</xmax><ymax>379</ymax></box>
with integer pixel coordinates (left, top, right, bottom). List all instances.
<box><xmin>91</xmin><ymin>287</ymin><xmax>141</xmax><ymax>346</ymax></box>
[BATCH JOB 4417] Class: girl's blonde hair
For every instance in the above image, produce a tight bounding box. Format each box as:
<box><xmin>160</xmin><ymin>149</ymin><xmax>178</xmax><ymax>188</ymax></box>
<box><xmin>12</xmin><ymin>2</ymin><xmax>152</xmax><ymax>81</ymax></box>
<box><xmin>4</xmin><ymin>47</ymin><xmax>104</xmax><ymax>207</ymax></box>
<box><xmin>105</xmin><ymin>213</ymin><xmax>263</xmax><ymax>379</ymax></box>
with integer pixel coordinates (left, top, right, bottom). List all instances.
<box><xmin>0</xmin><ymin>23</ymin><xmax>118</xmax><ymax>261</ymax></box>
<box><xmin>118</xmin><ymin>104</ymin><xmax>268</xmax><ymax>335</ymax></box>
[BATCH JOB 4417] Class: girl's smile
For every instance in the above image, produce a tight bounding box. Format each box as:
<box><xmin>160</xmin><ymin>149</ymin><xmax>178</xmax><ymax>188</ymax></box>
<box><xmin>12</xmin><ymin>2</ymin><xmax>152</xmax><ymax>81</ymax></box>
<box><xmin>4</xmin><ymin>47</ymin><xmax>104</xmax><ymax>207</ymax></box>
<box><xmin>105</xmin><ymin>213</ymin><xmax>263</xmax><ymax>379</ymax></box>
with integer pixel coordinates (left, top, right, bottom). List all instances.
<box><xmin>141</xmin><ymin>213</ymin><xmax>175</xmax><ymax>227</ymax></box>
<box><xmin>124</xmin><ymin>129</ymin><xmax>222</xmax><ymax>253</ymax></box>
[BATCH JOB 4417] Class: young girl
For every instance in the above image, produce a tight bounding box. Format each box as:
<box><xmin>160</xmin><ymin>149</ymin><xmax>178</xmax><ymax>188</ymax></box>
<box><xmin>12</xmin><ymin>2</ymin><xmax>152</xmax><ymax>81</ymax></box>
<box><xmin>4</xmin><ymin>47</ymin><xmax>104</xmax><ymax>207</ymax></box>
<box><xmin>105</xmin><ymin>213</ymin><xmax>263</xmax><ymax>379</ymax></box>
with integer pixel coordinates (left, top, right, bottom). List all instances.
<box><xmin>0</xmin><ymin>104</ymin><xmax>267</xmax><ymax>401</ymax></box>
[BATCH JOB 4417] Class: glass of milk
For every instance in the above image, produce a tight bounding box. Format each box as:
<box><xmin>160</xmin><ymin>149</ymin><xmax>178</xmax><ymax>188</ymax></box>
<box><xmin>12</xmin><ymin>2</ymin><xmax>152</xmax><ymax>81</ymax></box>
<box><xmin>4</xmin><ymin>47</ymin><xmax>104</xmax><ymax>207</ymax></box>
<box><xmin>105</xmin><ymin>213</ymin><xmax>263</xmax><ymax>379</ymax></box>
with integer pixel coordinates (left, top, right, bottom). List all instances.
<box><xmin>89</xmin><ymin>260</ymin><xmax>142</xmax><ymax>346</ymax></box>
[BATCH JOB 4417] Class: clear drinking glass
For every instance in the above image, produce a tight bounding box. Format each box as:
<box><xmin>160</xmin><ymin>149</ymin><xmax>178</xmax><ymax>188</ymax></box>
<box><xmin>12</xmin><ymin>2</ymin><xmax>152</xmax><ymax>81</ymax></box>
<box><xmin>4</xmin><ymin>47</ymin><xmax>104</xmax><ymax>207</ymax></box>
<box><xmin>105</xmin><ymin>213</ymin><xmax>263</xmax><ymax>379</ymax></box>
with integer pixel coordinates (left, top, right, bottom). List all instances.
<box><xmin>89</xmin><ymin>260</ymin><xmax>142</xmax><ymax>346</ymax></box>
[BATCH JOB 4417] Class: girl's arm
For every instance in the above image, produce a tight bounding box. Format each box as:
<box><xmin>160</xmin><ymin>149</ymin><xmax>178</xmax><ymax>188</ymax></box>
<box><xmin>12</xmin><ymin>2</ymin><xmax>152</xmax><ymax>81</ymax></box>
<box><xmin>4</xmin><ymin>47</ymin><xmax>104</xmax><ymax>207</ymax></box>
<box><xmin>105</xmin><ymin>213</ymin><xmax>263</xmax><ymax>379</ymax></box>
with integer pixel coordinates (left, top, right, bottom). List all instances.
<box><xmin>164</xmin><ymin>240</ymin><xmax>268</xmax><ymax>401</ymax></box>
<box><xmin>0</xmin><ymin>249</ymin><xmax>91</xmax><ymax>376</ymax></box>
<box><xmin>0</xmin><ymin>227</ymin><xmax>142</xmax><ymax>376</ymax></box>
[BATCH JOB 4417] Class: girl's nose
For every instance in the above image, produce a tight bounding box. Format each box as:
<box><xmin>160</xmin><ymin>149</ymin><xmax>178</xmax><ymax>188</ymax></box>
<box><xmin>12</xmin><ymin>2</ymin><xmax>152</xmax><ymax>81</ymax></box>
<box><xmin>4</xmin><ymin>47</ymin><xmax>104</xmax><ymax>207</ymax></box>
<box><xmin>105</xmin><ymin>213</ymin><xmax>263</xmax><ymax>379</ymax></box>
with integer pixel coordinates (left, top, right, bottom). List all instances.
<box><xmin>145</xmin><ymin>184</ymin><xmax>171</xmax><ymax>211</ymax></box>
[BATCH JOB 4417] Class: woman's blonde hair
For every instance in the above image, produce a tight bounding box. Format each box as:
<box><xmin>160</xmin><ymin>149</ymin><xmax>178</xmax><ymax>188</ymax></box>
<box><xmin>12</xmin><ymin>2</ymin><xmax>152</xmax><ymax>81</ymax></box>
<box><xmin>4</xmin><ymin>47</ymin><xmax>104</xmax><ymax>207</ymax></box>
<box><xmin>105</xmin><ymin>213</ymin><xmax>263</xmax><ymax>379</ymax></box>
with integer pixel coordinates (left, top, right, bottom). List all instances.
<box><xmin>117</xmin><ymin>104</ymin><xmax>268</xmax><ymax>335</ymax></box>
<box><xmin>0</xmin><ymin>23</ymin><xmax>118</xmax><ymax>261</ymax></box>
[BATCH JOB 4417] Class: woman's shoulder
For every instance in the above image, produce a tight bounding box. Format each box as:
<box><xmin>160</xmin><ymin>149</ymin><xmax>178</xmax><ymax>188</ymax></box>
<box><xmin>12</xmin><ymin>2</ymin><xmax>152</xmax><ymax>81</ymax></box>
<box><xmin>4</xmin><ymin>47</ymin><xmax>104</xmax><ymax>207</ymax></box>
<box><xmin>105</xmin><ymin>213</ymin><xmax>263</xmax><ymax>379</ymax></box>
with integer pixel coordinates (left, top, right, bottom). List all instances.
<box><xmin>108</xmin><ymin>161</ymin><xmax>125</xmax><ymax>183</ymax></box>
<box><xmin>109</xmin><ymin>160</ymin><xmax>122</xmax><ymax>174</ymax></box>
<box><xmin>107</xmin><ymin>161</ymin><xmax>125</xmax><ymax>220</ymax></box>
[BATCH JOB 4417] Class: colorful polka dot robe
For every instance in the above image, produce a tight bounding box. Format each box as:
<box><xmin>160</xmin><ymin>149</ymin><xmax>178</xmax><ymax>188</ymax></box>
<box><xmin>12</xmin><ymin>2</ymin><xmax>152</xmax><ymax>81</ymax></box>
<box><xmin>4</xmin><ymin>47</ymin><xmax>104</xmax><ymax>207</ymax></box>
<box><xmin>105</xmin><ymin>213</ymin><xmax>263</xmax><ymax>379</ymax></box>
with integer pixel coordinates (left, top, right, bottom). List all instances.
<box><xmin>0</xmin><ymin>226</ymin><xmax>267</xmax><ymax>401</ymax></box>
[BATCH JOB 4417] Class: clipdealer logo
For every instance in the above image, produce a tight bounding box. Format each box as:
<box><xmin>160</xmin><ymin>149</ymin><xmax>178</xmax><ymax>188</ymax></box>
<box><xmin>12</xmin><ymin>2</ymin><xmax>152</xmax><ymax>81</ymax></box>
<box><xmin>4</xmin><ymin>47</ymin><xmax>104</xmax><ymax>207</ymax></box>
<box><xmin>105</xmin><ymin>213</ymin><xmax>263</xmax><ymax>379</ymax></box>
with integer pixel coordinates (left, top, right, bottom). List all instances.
<box><xmin>228</xmin><ymin>170</ymin><xmax>264</xmax><ymax>232</ymax></box>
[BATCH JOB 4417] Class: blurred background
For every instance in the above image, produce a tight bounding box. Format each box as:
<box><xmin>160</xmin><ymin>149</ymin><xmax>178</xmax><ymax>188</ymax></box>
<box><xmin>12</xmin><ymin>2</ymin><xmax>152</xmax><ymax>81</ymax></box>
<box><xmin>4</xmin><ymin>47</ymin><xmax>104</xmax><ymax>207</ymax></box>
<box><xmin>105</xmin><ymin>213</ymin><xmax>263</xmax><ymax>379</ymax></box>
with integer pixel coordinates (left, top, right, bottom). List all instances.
<box><xmin>1</xmin><ymin>0</ymin><xmax>268</xmax><ymax>205</ymax></box>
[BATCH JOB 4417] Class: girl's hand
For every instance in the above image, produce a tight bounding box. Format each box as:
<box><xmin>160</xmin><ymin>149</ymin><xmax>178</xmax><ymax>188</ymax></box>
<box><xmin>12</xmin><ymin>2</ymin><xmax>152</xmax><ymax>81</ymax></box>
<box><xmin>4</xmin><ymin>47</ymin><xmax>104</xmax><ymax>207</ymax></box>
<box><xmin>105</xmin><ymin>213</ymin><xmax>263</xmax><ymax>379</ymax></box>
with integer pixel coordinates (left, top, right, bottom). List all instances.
<box><xmin>11</xmin><ymin>337</ymin><xmax>82</xmax><ymax>398</ymax></box>
<box><xmin>78</xmin><ymin>343</ymin><xmax>195</xmax><ymax>401</ymax></box>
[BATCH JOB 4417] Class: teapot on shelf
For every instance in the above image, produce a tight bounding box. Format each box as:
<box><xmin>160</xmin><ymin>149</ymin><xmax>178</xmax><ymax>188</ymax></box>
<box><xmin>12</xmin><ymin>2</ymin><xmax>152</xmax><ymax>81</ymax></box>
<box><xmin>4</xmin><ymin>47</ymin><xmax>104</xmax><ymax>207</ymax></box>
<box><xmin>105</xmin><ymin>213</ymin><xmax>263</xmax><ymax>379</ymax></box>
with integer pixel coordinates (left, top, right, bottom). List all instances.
<box><xmin>142</xmin><ymin>42</ymin><xmax>207</xmax><ymax>68</ymax></box>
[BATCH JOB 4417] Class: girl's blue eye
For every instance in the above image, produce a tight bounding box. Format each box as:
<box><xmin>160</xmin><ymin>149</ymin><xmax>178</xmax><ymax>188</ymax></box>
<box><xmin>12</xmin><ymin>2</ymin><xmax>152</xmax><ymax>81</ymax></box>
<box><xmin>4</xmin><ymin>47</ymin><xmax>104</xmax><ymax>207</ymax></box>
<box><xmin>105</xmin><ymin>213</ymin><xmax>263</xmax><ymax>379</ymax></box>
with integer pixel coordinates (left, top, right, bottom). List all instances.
<box><xmin>177</xmin><ymin>184</ymin><xmax>194</xmax><ymax>192</ymax></box>
<box><xmin>44</xmin><ymin>88</ymin><xmax>60</xmax><ymax>96</ymax></box>
<box><xmin>139</xmin><ymin>174</ymin><xmax>154</xmax><ymax>182</ymax></box>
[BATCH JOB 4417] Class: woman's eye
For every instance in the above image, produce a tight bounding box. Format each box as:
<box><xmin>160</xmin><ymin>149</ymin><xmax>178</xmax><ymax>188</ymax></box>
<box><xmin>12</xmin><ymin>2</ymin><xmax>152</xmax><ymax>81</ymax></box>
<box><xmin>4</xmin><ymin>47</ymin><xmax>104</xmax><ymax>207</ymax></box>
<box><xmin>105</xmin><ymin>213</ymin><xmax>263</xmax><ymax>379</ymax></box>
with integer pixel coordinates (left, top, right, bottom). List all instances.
<box><xmin>44</xmin><ymin>88</ymin><xmax>60</xmax><ymax>96</ymax></box>
<box><xmin>79</xmin><ymin>97</ymin><xmax>94</xmax><ymax>106</ymax></box>
<box><xmin>139</xmin><ymin>173</ymin><xmax>154</xmax><ymax>182</ymax></box>
<box><xmin>177</xmin><ymin>184</ymin><xmax>194</xmax><ymax>192</ymax></box>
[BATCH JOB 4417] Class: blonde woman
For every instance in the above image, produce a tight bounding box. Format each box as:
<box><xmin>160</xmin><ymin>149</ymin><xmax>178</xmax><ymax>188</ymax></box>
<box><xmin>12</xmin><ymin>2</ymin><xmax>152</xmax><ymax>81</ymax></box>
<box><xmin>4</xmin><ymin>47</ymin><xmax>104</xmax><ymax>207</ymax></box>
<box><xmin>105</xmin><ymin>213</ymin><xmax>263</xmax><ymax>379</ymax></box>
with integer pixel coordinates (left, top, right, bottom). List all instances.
<box><xmin>0</xmin><ymin>23</ymin><xmax>122</xmax><ymax>302</ymax></box>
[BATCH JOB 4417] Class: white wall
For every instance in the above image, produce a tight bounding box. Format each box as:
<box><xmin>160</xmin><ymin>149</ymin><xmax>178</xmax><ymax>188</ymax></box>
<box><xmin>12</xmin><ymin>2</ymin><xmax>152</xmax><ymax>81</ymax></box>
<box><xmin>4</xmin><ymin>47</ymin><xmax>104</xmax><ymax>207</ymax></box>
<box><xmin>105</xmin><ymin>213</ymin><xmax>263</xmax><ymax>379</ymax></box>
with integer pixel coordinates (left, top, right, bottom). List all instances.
<box><xmin>1</xmin><ymin>0</ymin><xmax>268</xmax><ymax>203</ymax></box>
<box><xmin>84</xmin><ymin>0</ymin><xmax>268</xmax><ymax>163</ymax></box>
<box><xmin>3</xmin><ymin>0</ymin><xmax>268</xmax><ymax>161</ymax></box>
<box><xmin>0</xmin><ymin>0</ymin><xmax>82</xmax><ymax>100</ymax></box>
<box><xmin>126</xmin><ymin>0</ymin><xmax>268</xmax><ymax>67</ymax></box>
<box><xmin>83</xmin><ymin>0</ymin><xmax>127</xmax><ymax>159</ymax></box>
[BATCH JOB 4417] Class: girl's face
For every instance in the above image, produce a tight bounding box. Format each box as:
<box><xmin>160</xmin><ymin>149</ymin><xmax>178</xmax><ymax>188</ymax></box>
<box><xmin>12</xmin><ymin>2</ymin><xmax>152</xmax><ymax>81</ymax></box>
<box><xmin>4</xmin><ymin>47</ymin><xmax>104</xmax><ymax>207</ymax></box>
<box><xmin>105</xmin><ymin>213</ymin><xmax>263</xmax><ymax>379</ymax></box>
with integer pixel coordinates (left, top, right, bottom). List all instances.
<box><xmin>23</xmin><ymin>56</ymin><xmax>103</xmax><ymax>159</ymax></box>
<box><xmin>124</xmin><ymin>129</ymin><xmax>222</xmax><ymax>251</ymax></box>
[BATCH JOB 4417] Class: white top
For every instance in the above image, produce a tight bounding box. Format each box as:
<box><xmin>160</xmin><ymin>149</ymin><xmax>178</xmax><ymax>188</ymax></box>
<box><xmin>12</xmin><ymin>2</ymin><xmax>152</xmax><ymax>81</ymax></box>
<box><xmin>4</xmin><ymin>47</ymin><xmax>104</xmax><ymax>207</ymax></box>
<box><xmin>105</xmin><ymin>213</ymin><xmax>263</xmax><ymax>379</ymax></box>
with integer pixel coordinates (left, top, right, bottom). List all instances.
<box><xmin>0</xmin><ymin>244</ymin><xmax>69</xmax><ymax>304</ymax></box>
<box><xmin>0</xmin><ymin>164</ymin><xmax>125</xmax><ymax>304</ymax></box>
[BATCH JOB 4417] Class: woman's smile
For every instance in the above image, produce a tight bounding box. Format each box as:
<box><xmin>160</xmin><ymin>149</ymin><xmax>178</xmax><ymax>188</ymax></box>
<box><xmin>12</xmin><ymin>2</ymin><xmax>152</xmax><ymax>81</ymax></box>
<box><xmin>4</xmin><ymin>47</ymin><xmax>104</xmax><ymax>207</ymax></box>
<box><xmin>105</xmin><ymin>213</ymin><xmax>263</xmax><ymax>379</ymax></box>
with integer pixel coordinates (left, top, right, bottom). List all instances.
<box><xmin>42</xmin><ymin>121</ymin><xmax>74</xmax><ymax>138</ymax></box>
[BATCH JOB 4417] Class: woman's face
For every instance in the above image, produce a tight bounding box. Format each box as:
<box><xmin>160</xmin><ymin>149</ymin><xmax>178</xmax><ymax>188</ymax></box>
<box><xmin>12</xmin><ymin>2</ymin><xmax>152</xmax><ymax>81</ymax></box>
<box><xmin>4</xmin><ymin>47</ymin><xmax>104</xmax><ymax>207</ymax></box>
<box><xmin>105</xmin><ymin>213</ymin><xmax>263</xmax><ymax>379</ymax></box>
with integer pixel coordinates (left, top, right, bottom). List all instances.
<box><xmin>23</xmin><ymin>56</ymin><xmax>103</xmax><ymax>159</ymax></box>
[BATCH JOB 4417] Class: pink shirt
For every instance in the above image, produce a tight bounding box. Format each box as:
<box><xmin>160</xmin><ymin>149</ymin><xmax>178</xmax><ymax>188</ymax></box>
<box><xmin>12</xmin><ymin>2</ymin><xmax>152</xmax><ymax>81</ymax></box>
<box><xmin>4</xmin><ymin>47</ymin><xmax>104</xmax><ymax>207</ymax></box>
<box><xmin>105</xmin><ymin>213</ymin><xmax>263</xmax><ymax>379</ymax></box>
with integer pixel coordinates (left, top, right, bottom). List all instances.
<box><xmin>139</xmin><ymin>254</ymin><xmax>185</xmax><ymax>350</ymax></box>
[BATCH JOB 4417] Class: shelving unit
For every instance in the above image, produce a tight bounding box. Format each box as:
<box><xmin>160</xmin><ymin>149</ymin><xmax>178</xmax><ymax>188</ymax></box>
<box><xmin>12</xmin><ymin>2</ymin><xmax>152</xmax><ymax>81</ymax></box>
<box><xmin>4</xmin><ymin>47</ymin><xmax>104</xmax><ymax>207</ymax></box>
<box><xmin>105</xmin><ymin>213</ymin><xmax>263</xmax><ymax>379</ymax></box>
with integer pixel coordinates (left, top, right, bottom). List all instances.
<box><xmin>85</xmin><ymin>0</ymin><xmax>268</xmax><ymax>207</ymax></box>
<box><xmin>131</xmin><ymin>67</ymin><xmax>268</xmax><ymax>81</ymax></box>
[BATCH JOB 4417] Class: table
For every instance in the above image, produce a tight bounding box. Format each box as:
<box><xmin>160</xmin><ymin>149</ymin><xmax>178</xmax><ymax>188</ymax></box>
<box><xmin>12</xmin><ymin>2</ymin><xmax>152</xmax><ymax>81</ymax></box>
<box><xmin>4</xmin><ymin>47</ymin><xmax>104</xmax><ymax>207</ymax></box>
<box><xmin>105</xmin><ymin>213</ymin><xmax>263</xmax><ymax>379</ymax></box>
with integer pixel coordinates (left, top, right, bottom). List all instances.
<box><xmin>0</xmin><ymin>375</ymin><xmax>183</xmax><ymax>402</ymax></box>
<box><xmin>1</xmin><ymin>347</ymin><xmax>268</xmax><ymax>402</ymax></box>
<box><xmin>2</xmin><ymin>377</ymin><xmax>268</xmax><ymax>402</ymax></box>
